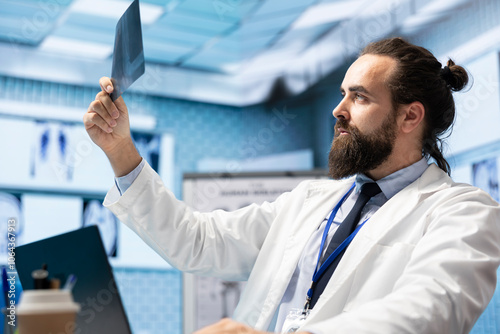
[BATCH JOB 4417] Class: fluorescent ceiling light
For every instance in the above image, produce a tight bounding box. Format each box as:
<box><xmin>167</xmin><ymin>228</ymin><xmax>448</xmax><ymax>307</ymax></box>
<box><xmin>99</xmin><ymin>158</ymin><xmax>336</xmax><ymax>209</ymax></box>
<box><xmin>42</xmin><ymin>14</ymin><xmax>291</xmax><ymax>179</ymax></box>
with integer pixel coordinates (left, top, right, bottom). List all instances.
<box><xmin>417</xmin><ymin>0</ymin><xmax>471</xmax><ymax>15</ymax></box>
<box><xmin>399</xmin><ymin>13</ymin><xmax>440</xmax><ymax>34</ymax></box>
<box><xmin>70</xmin><ymin>0</ymin><xmax>164</xmax><ymax>25</ymax></box>
<box><xmin>39</xmin><ymin>36</ymin><xmax>113</xmax><ymax>59</ymax></box>
<box><xmin>291</xmin><ymin>0</ymin><xmax>364</xmax><ymax>30</ymax></box>
<box><xmin>356</xmin><ymin>0</ymin><xmax>401</xmax><ymax>18</ymax></box>
<box><xmin>219</xmin><ymin>61</ymin><xmax>244</xmax><ymax>74</ymax></box>
<box><xmin>400</xmin><ymin>0</ymin><xmax>472</xmax><ymax>34</ymax></box>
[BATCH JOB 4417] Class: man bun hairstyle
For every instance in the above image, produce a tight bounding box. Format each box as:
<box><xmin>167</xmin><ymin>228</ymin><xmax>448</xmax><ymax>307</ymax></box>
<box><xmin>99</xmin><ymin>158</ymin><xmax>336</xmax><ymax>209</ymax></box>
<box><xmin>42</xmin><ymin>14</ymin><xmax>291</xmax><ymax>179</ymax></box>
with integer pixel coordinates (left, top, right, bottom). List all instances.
<box><xmin>441</xmin><ymin>59</ymin><xmax>469</xmax><ymax>92</ymax></box>
<box><xmin>361</xmin><ymin>37</ymin><xmax>469</xmax><ymax>175</ymax></box>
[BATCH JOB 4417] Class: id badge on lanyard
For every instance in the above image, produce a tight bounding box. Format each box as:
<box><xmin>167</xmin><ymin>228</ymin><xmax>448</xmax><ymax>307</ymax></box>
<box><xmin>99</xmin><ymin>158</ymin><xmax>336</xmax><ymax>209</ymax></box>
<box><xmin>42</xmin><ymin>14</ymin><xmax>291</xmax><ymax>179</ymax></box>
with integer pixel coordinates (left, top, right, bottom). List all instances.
<box><xmin>286</xmin><ymin>183</ymin><xmax>369</xmax><ymax>332</ymax></box>
<box><xmin>282</xmin><ymin>308</ymin><xmax>310</xmax><ymax>333</ymax></box>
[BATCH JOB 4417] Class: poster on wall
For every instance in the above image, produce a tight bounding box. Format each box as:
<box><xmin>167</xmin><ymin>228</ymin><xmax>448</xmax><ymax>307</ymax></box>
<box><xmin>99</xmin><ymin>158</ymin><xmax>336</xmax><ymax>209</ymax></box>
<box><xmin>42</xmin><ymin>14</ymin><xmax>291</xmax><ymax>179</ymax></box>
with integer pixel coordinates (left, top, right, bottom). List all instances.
<box><xmin>30</xmin><ymin>121</ymin><xmax>75</xmax><ymax>183</ymax></box>
<box><xmin>0</xmin><ymin>114</ymin><xmax>176</xmax><ymax>268</ymax></box>
<box><xmin>0</xmin><ymin>118</ymin><xmax>114</xmax><ymax>194</ymax></box>
<box><xmin>82</xmin><ymin>199</ymin><xmax>118</xmax><ymax>257</ymax></box>
<box><xmin>132</xmin><ymin>132</ymin><xmax>160</xmax><ymax>171</ymax></box>
<box><xmin>182</xmin><ymin>170</ymin><xmax>328</xmax><ymax>333</ymax></box>
<box><xmin>472</xmin><ymin>157</ymin><xmax>499</xmax><ymax>202</ymax></box>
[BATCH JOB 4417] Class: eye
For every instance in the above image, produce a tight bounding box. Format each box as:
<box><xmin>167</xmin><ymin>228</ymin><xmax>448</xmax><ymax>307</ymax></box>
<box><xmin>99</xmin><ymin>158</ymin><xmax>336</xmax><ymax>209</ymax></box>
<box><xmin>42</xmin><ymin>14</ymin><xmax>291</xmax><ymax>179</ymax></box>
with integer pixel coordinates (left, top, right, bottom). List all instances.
<box><xmin>355</xmin><ymin>93</ymin><xmax>366</xmax><ymax>101</ymax></box>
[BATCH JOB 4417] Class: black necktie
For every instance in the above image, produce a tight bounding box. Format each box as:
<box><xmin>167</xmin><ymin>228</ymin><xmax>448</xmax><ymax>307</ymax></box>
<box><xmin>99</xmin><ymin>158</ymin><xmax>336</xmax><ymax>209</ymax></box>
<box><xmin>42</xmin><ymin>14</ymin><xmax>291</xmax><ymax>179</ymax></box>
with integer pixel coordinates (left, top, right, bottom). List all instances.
<box><xmin>310</xmin><ymin>182</ymin><xmax>381</xmax><ymax>308</ymax></box>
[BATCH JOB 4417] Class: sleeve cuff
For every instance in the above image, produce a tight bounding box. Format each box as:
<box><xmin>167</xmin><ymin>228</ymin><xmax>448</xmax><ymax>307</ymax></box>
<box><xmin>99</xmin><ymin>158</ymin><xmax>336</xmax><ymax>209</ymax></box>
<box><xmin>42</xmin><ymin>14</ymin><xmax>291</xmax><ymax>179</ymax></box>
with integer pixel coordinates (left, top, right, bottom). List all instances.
<box><xmin>114</xmin><ymin>158</ymin><xmax>146</xmax><ymax>195</ymax></box>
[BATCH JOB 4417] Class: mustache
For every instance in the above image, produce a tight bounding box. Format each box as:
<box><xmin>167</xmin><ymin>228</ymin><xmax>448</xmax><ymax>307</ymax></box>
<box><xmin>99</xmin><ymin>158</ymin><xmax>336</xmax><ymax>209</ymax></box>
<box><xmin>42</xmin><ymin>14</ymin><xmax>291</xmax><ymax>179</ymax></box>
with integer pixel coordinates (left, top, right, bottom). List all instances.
<box><xmin>334</xmin><ymin>119</ymin><xmax>356</xmax><ymax>136</ymax></box>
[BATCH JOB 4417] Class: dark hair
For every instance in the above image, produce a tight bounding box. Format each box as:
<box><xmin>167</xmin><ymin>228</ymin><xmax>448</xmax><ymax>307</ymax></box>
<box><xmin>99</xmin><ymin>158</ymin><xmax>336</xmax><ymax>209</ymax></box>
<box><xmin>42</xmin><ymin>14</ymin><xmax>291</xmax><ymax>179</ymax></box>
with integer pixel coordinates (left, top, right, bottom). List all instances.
<box><xmin>361</xmin><ymin>37</ymin><xmax>469</xmax><ymax>175</ymax></box>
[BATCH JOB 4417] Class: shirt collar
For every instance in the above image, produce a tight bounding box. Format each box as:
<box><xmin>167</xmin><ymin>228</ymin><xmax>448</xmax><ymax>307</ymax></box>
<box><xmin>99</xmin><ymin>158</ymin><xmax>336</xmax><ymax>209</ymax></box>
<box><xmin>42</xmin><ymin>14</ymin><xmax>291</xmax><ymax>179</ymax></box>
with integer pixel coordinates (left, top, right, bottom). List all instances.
<box><xmin>355</xmin><ymin>158</ymin><xmax>429</xmax><ymax>200</ymax></box>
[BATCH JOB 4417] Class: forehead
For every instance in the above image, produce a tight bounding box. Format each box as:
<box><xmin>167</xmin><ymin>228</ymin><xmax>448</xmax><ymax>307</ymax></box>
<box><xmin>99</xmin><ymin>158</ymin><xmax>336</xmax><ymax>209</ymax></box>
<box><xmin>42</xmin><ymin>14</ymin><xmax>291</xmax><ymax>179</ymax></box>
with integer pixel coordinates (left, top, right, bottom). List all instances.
<box><xmin>342</xmin><ymin>54</ymin><xmax>397</xmax><ymax>92</ymax></box>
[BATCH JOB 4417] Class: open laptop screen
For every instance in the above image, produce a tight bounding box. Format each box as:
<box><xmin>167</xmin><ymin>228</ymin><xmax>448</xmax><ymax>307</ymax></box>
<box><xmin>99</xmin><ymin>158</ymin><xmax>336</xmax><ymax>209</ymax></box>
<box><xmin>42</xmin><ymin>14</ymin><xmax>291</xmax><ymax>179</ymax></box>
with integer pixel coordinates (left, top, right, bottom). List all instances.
<box><xmin>16</xmin><ymin>225</ymin><xmax>132</xmax><ymax>334</ymax></box>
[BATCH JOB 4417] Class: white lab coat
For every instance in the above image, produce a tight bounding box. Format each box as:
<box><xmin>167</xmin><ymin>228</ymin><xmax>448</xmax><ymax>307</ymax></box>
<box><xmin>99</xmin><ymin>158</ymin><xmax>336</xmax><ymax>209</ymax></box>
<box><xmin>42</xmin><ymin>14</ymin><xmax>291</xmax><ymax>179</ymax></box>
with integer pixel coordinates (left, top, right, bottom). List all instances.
<box><xmin>104</xmin><ymin>162</ymin><xmax>500</xmax><ymax>333</ymax></box>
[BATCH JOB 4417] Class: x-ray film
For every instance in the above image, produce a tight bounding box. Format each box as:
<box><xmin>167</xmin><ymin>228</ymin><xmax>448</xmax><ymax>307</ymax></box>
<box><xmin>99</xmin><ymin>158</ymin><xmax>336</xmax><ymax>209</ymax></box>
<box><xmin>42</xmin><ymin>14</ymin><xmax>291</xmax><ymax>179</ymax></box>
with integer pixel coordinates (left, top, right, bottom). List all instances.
<box><xmin>110</xmin><ymin>0</ymin><xmax>145</xmax><ymax>101</ymax></box>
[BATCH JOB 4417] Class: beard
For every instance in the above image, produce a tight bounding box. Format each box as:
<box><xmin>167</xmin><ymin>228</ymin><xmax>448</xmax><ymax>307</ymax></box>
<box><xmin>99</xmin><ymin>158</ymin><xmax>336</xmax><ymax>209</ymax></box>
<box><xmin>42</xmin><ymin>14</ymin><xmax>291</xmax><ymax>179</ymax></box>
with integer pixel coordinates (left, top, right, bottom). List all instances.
<box><xmin>328</xmin><ymin>112</ymin><xmax>397</xmax><ymax>180</ymax></box>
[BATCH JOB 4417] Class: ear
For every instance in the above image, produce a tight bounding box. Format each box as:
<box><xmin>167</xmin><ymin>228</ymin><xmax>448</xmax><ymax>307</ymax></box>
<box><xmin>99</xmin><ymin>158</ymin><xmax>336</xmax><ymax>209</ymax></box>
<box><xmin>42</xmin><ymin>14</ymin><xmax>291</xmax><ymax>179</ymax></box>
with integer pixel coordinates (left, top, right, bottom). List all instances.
<box><xmin>399</xmin><ymin>101</ymin><xmax>425</xmax><ymax>134</ymax></box>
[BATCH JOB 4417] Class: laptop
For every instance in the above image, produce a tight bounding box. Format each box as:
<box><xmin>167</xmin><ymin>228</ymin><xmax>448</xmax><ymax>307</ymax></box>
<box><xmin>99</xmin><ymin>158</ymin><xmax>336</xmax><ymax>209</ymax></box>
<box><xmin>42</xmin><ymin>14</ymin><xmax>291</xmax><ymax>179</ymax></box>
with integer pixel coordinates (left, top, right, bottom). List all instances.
<box><xmin>16</xmin><ymin>225</ymin><xmax>132</xmax><ymax>334</ymax></box>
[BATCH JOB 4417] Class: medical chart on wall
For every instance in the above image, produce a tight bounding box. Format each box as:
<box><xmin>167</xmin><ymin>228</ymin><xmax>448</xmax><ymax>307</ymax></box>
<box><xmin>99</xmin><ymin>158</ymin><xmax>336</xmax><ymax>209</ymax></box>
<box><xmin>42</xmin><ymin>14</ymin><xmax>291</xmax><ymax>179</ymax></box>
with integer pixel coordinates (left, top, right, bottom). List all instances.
<box><xmin>472</xmin><ymin>157</ymin><xmax>500</xmax><ymax>202</ymax></box>
<box><xmin>0</xmin><ymin>116</ymin><xmax>175</xmax><ymax>269</ymax></box>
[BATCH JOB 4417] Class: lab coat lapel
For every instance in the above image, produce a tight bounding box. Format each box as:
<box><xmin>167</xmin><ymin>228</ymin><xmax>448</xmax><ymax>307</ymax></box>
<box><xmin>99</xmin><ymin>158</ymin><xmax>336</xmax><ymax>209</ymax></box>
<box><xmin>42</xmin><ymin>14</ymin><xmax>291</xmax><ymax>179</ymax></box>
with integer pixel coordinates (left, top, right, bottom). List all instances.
<box><xmin>254</xmin><ymin>179</ymin><xmax>354</xmax><ymax>329</ymax></box>
<box><xmin>288</xmin><ymin>179</ymin><xmax>356</xmax><ymax>248</ymax></box>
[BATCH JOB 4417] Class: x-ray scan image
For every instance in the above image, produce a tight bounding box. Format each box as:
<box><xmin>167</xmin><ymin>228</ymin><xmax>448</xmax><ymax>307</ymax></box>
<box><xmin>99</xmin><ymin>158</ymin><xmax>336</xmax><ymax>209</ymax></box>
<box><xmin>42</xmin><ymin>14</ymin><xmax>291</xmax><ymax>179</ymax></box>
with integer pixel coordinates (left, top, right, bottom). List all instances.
<box><xmin>83</xmin><ymin>200</ymin><xmax>118</xmax><ymax>257</ymax></box>
<box><xmin>472</xmin><ymin>158</ymin><xmax>499</xmax><ymax>202</ymax></box>
<box><xmin>30</xmin><ymin>121</ymin><xmax>74</xmax><ymax>183</ymax></box>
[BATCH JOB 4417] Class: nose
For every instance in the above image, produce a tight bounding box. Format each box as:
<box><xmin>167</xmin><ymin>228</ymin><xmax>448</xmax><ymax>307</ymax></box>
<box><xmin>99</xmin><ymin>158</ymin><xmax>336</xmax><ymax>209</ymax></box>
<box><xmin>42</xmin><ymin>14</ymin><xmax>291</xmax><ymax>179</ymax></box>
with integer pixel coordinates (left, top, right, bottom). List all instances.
<box><xmin>332</xmin><ymin>97</ymin><xmax>350</xmax><ymax>121</ymax></box>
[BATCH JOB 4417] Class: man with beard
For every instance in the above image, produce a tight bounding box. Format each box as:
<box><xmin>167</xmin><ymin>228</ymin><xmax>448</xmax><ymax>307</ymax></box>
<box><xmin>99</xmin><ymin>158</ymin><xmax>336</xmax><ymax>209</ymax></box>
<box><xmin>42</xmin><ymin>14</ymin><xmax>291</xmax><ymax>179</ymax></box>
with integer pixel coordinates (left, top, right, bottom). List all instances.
<box><xmin>84</xmin><ymin>38</ymin><xmax>500</xmax><ymax>333</ymax></box>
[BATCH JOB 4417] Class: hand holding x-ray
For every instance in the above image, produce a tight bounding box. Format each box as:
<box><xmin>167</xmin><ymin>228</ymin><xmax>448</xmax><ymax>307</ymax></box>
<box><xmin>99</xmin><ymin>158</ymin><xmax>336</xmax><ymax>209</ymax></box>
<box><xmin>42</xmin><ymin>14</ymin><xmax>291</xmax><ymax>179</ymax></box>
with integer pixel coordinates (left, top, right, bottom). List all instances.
<box><xmin>110</xmin><ymin>0</ymin><xmax>145</xmax><ymax>101</ymax></box>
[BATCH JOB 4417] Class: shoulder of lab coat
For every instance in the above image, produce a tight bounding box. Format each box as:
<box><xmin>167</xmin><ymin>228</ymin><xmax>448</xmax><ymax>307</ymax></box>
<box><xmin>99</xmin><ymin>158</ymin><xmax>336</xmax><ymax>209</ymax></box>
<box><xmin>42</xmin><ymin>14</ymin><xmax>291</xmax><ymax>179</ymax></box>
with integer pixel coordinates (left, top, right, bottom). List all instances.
<box><xmin>301</xmin><ymin>164</ymin><xmax>500</xmax><ymax>334</ymax></box>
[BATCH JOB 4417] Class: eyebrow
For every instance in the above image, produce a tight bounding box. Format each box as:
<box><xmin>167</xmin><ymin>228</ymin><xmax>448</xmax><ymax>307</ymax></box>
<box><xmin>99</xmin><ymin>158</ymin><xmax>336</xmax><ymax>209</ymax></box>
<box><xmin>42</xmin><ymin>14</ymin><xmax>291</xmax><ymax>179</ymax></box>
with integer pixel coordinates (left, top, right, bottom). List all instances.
<box><xmin>340</xmin><ymin>85</ymin><xmax>370</xmax><ymax>94</ymax></box>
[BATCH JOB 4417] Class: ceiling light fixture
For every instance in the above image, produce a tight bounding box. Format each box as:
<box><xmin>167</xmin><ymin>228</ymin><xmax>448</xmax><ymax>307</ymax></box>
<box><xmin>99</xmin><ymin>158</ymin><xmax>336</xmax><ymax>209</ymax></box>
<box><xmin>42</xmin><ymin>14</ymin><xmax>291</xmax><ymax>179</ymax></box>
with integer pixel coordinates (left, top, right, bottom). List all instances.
<box><xmin>290</xmin><ymin>1</ymin><xmax>364</xmax><ymax>30</ymax></box>
<box><xmin>39</xmin><ymin>36</ymin><xmax>113</xmax><ymax>59</ymax></box>
<box><xmin>70</xmin><ymin>0</ymin><xmax>164</xmax><ymax>25</ymax></box>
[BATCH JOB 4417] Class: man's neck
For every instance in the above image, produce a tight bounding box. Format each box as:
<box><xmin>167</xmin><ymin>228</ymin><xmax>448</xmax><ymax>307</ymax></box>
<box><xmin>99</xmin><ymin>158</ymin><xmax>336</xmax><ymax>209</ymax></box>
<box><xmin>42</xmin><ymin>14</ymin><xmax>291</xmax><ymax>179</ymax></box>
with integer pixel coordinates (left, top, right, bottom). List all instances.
<box><xmin>365</xmin><ymin>154</ymin><xmax>423</xmax><ymax>181</ymax></box>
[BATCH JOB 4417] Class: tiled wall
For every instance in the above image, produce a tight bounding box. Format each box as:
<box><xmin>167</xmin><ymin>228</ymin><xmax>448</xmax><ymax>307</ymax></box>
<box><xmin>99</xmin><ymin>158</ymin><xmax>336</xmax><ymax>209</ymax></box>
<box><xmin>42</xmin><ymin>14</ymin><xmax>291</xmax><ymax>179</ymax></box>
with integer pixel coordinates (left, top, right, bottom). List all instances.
<box><xmin>149</xmin><ymin>97</ymin><xmax>316</xmax><ymax>197</ymax></box>
<box><xmin>114</xmin><ymin>268</ymin><xmax>182</xmax><ymax>334</ymax></box>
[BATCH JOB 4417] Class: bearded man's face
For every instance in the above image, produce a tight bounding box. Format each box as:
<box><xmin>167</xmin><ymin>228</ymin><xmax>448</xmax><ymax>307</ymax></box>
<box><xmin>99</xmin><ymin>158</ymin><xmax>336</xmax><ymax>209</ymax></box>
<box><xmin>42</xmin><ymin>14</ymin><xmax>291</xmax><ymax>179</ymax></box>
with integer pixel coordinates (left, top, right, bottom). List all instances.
<box><xmin>328</xmin><ymin>112</ymin><xmax>397</xmax><ymax>179</ymax></box>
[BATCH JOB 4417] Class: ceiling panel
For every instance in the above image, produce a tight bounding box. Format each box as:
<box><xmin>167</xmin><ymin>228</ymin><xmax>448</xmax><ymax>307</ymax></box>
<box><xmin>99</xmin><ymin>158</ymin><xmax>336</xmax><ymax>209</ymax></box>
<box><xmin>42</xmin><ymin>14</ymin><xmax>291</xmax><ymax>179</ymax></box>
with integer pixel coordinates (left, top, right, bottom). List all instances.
<box><xmin>50</xmin><ymin>13</ymin><xmax>116</xmax><ymax>45</ymax></box>
<box><xmin>0</xmin><ymin>0</ymin><xmax>73</xmax><ymax>45</ymax></box>
<box><xmin>0</xmin><ymin>0</ymin><xmax>44</xmax><ymax>16</ymax></box>
<box><xmin>62</xmin><ymin>12</ymin><xmax>117</xmax><ymax>31</ymax></box>
<box><xmin>0</xmin><ymin>0</ymin><xmax>487</xmax><ymax>106</ymax></box>
<box><xmin>139</xmin><ymin>0</ymin><xmax>177</xmax><ymax>6</ymax></box>
<box><xmin>51</xmin><ymin>24</ymin><xmax>114</xmax><ymax>45</ymax></box>
<box><xmin>211</xmin><ymin>34</ymin><xmax>278</xmax><ymax>54</ymax></box>
<box><xmin>144</xmin><ymin>39</ymin><xmax>195</xmax><ymax>63</ymax></box>
<box><xmin>143</xmin><ymin>34</ymin><xmax>201</xmax><ymax>49</ymax></box>
<box><xmin>145</xmin><ymin>22</ymin><xmax>216</xmax><ymax>46</ymax></box>
<box><xmin>176</xmin><ymin>0</ymin><xmax>261</xmax><ymax>22</ymax></box>
<box><xmin>251</xmin><ymin>0</ymin><xmax>315</xmax><ymax>17</ymax></box>
<box><xmin>181</xmin><ymin>47</ymin><xmax>247</xmax><ymax>72</ymax></box>
<box><xmin>234</xmin><ymin>11</ymin><xmax>301</xmax><ymax>37</ymax></box>
<box><xmin>274</xmin><ymin>22</ymin><xmax>337</xmax><ymax>51</ymax></box>
<box><xmin>160</xmin><ymin>11</ymin><xmax>236</xmax><ymax>35</ymax></box>
<box><xmin>0</xmin><ymin>16</ymin><xmax>47</xmax><ymax>44</ymax></box>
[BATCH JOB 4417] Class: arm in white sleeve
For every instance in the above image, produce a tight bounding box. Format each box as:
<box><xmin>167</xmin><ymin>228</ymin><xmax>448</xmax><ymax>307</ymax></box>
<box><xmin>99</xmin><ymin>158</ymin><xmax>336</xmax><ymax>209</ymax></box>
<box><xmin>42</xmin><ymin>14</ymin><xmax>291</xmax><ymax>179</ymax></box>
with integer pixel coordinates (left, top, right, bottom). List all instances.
<box><xmin>104</xmin><ymin>161</ymin><xmax>291</xmax><ymax>280</ymax></box>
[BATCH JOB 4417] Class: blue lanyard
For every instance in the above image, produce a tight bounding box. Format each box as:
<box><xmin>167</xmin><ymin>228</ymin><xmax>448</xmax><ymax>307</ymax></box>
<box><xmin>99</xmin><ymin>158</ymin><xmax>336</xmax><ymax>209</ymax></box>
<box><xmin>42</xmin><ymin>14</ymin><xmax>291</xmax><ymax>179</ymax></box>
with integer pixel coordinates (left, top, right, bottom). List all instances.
<box><xmin>303</xmin><ymin>182</ymin><xmax>369</xmax><ymax>311</ymax></box>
